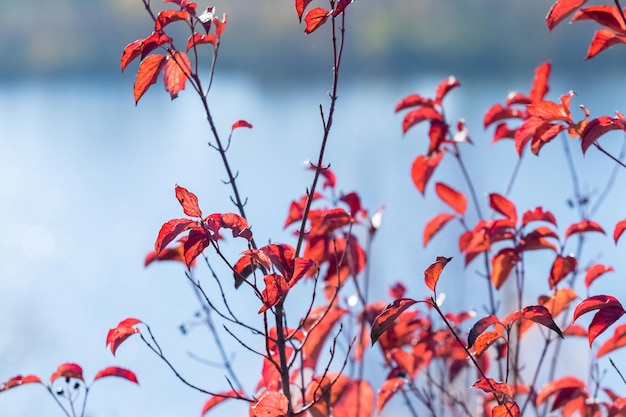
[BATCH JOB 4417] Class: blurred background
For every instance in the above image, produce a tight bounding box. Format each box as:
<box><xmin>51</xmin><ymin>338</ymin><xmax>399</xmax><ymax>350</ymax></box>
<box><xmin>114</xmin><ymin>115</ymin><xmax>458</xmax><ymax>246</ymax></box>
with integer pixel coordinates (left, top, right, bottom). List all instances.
<box><xmin>1</xmin><ymin>0</ymin><xmax>626</xmax><ymax>416</ymax></box>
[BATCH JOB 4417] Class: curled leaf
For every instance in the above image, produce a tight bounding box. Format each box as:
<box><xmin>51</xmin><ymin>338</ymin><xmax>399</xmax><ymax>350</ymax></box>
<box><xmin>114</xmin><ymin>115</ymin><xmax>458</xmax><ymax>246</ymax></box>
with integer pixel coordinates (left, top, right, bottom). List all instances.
<box><xmin>106</xmin><ymin>318</ymin><xmax>142</xmax><ymax>356</ymax></box>
<box><xmin>370</xmin><ymin>298</ymin><xmax>418</xmax><ymax>345</ymax></box>
<box><xmin>93</xmin><ymin>367</ymin><xmax>139</xmax><ymax>384</ymax></box>
<box><xmin>50</xmin><ymin>363</ymin><xmax>83</xmax><ymax>383</ymax></box>
<box><xmin>0</xmin><ymin>375</ymin><xmax>42</xmax><ymax>392</ymax></box>
<box><xmin>424</xmin><ymin>256</ymin><xmax>452</xmax><ymax>293</ymax></box>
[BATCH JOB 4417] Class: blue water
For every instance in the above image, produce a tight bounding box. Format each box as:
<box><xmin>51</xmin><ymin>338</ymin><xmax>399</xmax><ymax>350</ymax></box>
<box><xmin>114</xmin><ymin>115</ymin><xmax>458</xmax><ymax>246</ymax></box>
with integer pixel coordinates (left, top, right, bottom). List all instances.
<box><xmin>1</xmin><ymin>73</ymin><xmax>625</xmax><ymax>416</ymax></box>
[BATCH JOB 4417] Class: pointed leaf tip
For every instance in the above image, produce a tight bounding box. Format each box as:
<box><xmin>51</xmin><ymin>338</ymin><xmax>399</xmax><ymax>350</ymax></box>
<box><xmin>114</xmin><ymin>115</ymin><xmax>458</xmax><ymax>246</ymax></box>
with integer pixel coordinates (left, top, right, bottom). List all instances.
<box><xmin>424</xmin><ymin>256</ymin><xmax>452</xmax><ymax>293</ymax></box>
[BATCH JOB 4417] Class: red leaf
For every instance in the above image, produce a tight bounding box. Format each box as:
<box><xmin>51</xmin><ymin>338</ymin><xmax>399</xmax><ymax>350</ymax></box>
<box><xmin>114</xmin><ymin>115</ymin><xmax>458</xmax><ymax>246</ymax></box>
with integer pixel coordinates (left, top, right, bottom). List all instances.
<box><xmin>183</xmin><ymin>227</ymin><xmax>210</xmax><ymax>268</ymax></box>
<box><xmin>423</xmin><ymin>213</ymin><xmax>455</xmax><ymax>247</ymax></box>
<box><xmin>121</xmin><ymin>32</ymin><xmax>171</xmax><ymax>72</ymax></box>
<box><xmin>0</xmin><ymin>375</ymin><xmax>42</xmax><ymax>392</ymax></box>
<box><xmin>527</xmin><ymin>100</ymin><xmax>570</xmax><ymax>122</ymax></box>
<box><xmin>251</xmin><ymin>391</ymin><xmax>289</xmax><ymax>417</ymax></box>
<box><xmin>574</xmin><ymin>295</ymin><xmax>626</xmax><ymax>345</ymax></box>
<box><xmin>572</xmin><ymin>5</ymin><xmax>626</xmax><ymax>32</ymax></box>
<box><xmin>302</xmin><ymin>306</ymin><xmax>347</xmax><ymax>369</ymax></box>
<box><xmin>472</xmin><ymin>378</ymin><xmax>513</xmax><ymax>398</ymax></box>
<box><xmin>530</xmin><ymin>62</ymin><xmax>551</xmax><ymax>102</ymax></box>
<box><xmin>332</xmin><ymin>380</ymin><xmax>374</xmax><ymax>417</ymax></box>
<box><xmin>93</xmin><ymin>367</ymin><xmax>139</xmax><ymax>384</ymax></box>
<box><xmin>175</xmin><ymin>185</ymin><xmax>202</xmax><ymax>218</ymax></box>
<box><xmin>548</xmin><ymin>255</ymin><xmax>577</xmax><ymax>289</ymax></box>
<box><xmin>515</xmin><ymin>116</ymin><xmax>545</xmax><ymax>156</ymax></box>
<box><xmin>424</xmin><ymin>256</ymin><xmax>452</xmax><ymax>293</ymax></box>
<box><xmin>489</xmin><ymin>193</ymin><xmax>518</xmax><ymax>223</ymax></box>
<box><xmin>155</xmin><ymin>218</ymin><xmax>197</xmax><ymax>254</ymax></box>
<box><xmin>377</xmin><ymin>378</ymin><xmax>405</xmax><ymax>412</ymax></box>
<box><xmin>133</xmin><ymin>54</ymin><xmax>166</xmax><ymax>104</ymax></box>
<box><xmin>304</xmin><ymin>7</ymin><xmax>330</xmax><ymax>34</ymax></box>
<box><xmin>401</xmin><ymin>107</ymin><xmax>443</xmax><ymax>134</ymax></box>
<box><xmin>581</xmin><ymin>115</ymin><xmax>626</xmax><ymax>154</ymax></box>
<box><xmin>434</xmin><ymin>76</ymin><xmax>460</xmax><ymax>105</ymax></box>
<box><xmin>492</xmin><ymin>402</ymin><xmax>521</xmax><ymax>417</ymax></box>
<box><xmin>435</xmin><ymin>182</ymin><xmax>467</xmax><ymax>215</ymax></box>
<box><xmin>106</xmin><ymin>318</ymin><xmax>142</xmax><ymax>356</ymax></box>
<box><xmin>370</xmin><ymin>298</ymin><xmax>418</xmax><ymax>345</ymax></box>
<box><xmin>164</xmin><ymin>51</ymin><xmax>191</xmax><ymax>100</ymax></box>
<box><xmin>491</xmin><ymin>248</ymin><xmax>520</xmax><ymax>289</ymax></box>
<box><xmin>212</xmin><ymin>14</ymin><xmax>228</xmax><ymax>38</ymax></box>
<box><xmin>546</xmin><ymin>0</ymin><xmax>588</xmax><ymax>30</ymax></box>
<box><xmin>333</xmin><ymin>0</ymin><xmax>353</xmax><ymax>16</ymax></box>
<box><xmin>564</xmin><ymin>219</ymin><xmax>605</xmax><ymax>239</ymax></box>
<box><xmin>587</xmin><ymin>29</ymin><xmax>626</xmax><ymax>60</ymax></box>
<box><xmin>155</xmin><ymin>9</ymin><xmax>189</xmax><ymax>31</ymax></box>
<box><xmin>395</xmin><ymin>94</ymin><xmax>434</xmax><ymax>112</ymax></box>
<box><xmin>530</xmin><ymin>123</ymin><xmax>567</xmax><ymax>155</ymax></box>
<box><xmin>216</xmin><ymin>213</ymin><xmax>253</xmax><ymax>240</ymax></box>
<box><xmin>483</xmin><ymin>104</ymin><xmax>525</xmax><ymax>128</ymax></box>
<box><xmin>615</xmin><ymin>219</ymin><xmax>626</xmax><ymax>243</ymax></box>
<box><xmin>411</xmin><ymin>152</ymin><xmax>443</xmax><ymax>194</ymax></box>
<box><xmin>232</xmin><ymin>120</ymin><xmax>253</xmax><ymax>130</ymax></box>
<box><xmin>201</xmin><ymin>390</ymin><xmax>244</xmax><ymax>415</ymax></box>
<box><xmin>597</xmin><ymin>324</ymin><xmax>626</xmax><ymax>358</ymax></box>
<box><xmin>186</xmin><ymin>33</ymin><xmax>218</xmax><ymax>50</ymax></box>
<box><xmin>536</xmin><ymin>376</ymin><xmax>586</xmax><ymax>406</ymax></box>
<box><xmin>521</xmin><ymin>207</ymin><xmax>557</xmax><ymax>227</ymax></box>
<box><xmin>468</xmin><ymin>315</ymin><xmax>503</xmax><ymax>348</ymax></box>
<box><xmin>295</xmin><ymin>0</ymin><xmax>314</xmax><ymax>21</ymax></box>
<box><xmin>503</xmin><ymin>305</ymin><xmax>564</xmax><ymax>338</ymax></box>
<box><xmin>584</xmin><ymin>264</ymin><xmax>614</xmax><ymax>288</ymax></box>
<box><xmin>389</xmin><ymin>282</ymin><xmax>407</xmax><ymax>299</ymax></box>
<box><xmin>50</xmin><ymin>363</ymin><xmax>83</xmax><ymax>383</ymax></box>
<box><xmin>474</xmin><ymin>331</ymin><xmax>505</xmax><ymax>356</ymax></box>
<box><xmin>259</xmin><ymin>274</ymin><xmax>291</xmax><ymax>313</ymax></box>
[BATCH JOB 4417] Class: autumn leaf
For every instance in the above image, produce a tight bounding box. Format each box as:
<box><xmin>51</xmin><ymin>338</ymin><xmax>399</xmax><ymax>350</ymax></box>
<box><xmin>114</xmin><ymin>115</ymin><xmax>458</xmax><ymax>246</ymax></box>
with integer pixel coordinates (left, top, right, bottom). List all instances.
<box><xmin>564</xmin><ymin>219</ymin><xmax>605</xmax><ymax>239</ymax></box>
<box><xmin>503</xmin><ymin>305</ymin><xmax>564</xmax><ymax>338</ymax></box>
<box><xmin>474</xmin><ymin>331</ymin><xmax>505</xmax><ymax>356</ymax></box>
<box><xmin>583</xmin><ymin>29</ymin><xmax>626</xmax><ymax>60</ymax></box>
<box><xmin>573</xmin><ymin>295</ymin><xmax>626</xmax><ymax>346</ymax></box>
<box><xmin>93</xmin><ymin>367</ymin><xmax>139</xmax><ymax>384</ymax></box>
<box><xmin>332</xmin><ymin>380</ymin><xmax>374</xmax><ymax>417</ymax></box>
<box><xmin>492</xmin><ymin>402</ymin><xmax>521</xmax><ymax>417</ymax></box>
<box><xmin>333</xmin><ymin>0</ymin><xmax>353</xmax><ymax>16</ymax></box>
<box><xmin>187</xmin><ymin>33</ymin><xmax>218</xmax><ymax>50</ymax></box>
<box><xmin>424</xmin><ymin>256</ymin><xmax>452</xmax><ymax>293</ymax></box>
<box><xmin>121</xmin><ymin>32</ymin><xmax>171</xmax><ymax>72</ymax></box>
<box><xmin>164</xmin><ymin>51</ymin><xmax>191</xmax><ymax>100</ymax></box>
<box><xmin>304</xmin><ymin>7</ymin><xmax>330</xmax><ymax>34</ymax></box>
<box><xmin>584</xmin><ymin>263</ymin><xmax>614</xmax><ymax>288</ymax></box>
<box><xmin>423</xmin><ymin>213</ymin><xmax>455</xmax><ymax>247</ymax></box>
<box><xmin>580</xmin><ymin>114</ymin><xmax>626</xmax><ymax>153</ymax></box>
<box><xmin>0</xmin><ymin>375</ymin><xmax>42</xmax><ymax>392</ymax></box>
<box><xmin>529</xmin><ymin>62</ymin><xmax>551</xmax><ymax>102</ymax></box>
<box><xmin>106</xmin><ymin>318</ymin><xmax>142</xmax><ymax>356</ymax></box>
<box><xmin>546</xmin><ymin>0</ymin><xmax>589</xmax><ymax>30</ymax></box>
<box><xmin>370</xmin><ymin>298</ymin><xmax>418</xmax><ymax>345</ymax></box>
<box><xmin>548</xmin><ymin>255</ymin><xmax>577</xmax><ymax>289</ymax></box>
<box><xmin>302</xmin><ymin>306</ymin><xmax>347</xmax><ymax>369</ymax></box>
<box><xmin>597</xmin><ymin>324</ymin><xmax>626</xmax><ymax>358</ymax></box>
<box><xmin>401</xmin><ymin>107</ymin><xmax>443</xmax><ymax>134</ymax></box>
<box><xmin>154</xmin><ymin>218</ymin><xmax>197</xmax><ymax>254</ymax></box>
<box><xmin>134</xmin><ymin>54</ymin><xmax>166</xmax><ymax>104</ymax></box>
<box><xmin>232</xmin><ymin>120</ymin><xmax>253</xmax><ymax>130</ymax></box>
<box><xmin>435</xmin><ymin>182</ymin><xmax>467</xmax><ymax>215</ymax></box>
<box><xmin>377</xmin><ymin>377</ymin><xmax>405</xmax><ymax>412</ymax></box>
<box><xmin>472</xmin><ymin>378</ymin><xmax>513</xmax><ymax>398</ymax></box>
<box><xmin>201</xmin><ymin>390</ymin><xmax>244</xmax><ymax>415</ymax></box>
<box><xmin>251</xmin><ymin>391</ymin><xmax>289</xmax><ymax>417</ymax></box>
<box><xmin>295</xmin><ymin>0</ymin><xmax>314</xmax><ymax>21</ymax></box>
<box><xmin>183</xmin><ymin>227</ymin><xmax>211</xmax><ymax>268</ymax></box>
<box><xmin>615</xmin><ymin>219</ymin><xmax>626</xmax><ymax>244</ymax></box>
<box><xmin>434</xmin><ymin>76</ymin><xmax>460</xmax><ymax>105</ymax></box>
<box><xmin>535</xmin><ymin>376</ymin><xmax>587</xmax><ymax>407</ymax></box>
<box><xmin>489</xmin><ymin>193</ymin><xmax>518</xmax><ymax>223</ymax></box>
<box><xmin>491</xmin><ymin>248</ymin><xmax>519</xmax><ymax>289</ymax></box>
<box><xmin>521</xmin><ymin>207</ymin><xmax>557</xmax><ymax>227</ymax></box>
<box><xmin>467</xmin><ymin>315</ymin><xmax>503</xmax><ymax>348</ymax></box>
<box><xmin>259</xmin><ymin>274</ymin><xmax>290</xmax><ymax>313</ymax></box>
<box><xmin>175</xmin><ymin>185</ymin><xmax>202</xmax><ymax>218</ymax></box>
<box><xmin>411</xmin><ymin>152</ymin><xmax>443</xmax><ymax>194</ymax></box>
<box><xmin>50</xmin><ymin>363</ymin><xmax>83</xmax><ymax>383</ymax></box>
<box><xmin>395</xmin><ymin>94</ymin><xmax>434</xmax><ymax>112</ymax></box>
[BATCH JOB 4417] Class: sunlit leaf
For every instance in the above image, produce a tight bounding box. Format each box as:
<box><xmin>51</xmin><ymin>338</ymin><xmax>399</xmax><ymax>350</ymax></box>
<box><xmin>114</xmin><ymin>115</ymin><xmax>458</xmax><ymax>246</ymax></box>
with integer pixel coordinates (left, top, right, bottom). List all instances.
<box><xmin>302</xmin><ymin>306</ymin><xmax>347</xmax><ymax>369</ymax></box>
<box><xmin>491</xmin><ymin>248</ymin><xmax>519</xmax><ymax>290</ymax></box>
<box><xmin>546</xmin><ymin>0</ymin><xmax>588</xmax><ymax>30</ymax></box>
<box><xmin>584</xmin><ymin>263</ymin><xmax>614</xmax><ymax>288</ymax></box>
<box><xmin>474</xmin><ymin>331</ymin><xmax>505</xmax><ymax>356</ymax></box>
<box><xmin>580</xmin><ymin>114</ymin><xmax>626</xmax><ymax>153</ymax></box>
<box><xmin>504</xmin><ymin>305</ymin><xmax>564</xmax><ymax>338</ymax></box>
<box><xmin>106</xmin><ymin>318</ymin><xmax>142</xmax><ymax>356</ymax></box>
<box><xmin>154</xmin><ymin>218</ymin><xmax>197</xmax><ymax>254</ymax></box>
<box><xmin>332</xmin><ymin>380</ymin><xmax>374</xmax><ymax>417</ymax></box>
<box><xmin>395</xmin><ymin>94</ymin><xmax>434</xmax><ymax>112</ymax></box>
<box><xmin>295</xmin><ymin>0</ymin><xmax>314</xmax><ymax>21</ymax></box>
<box><xmin>201</xmin><ymin>390</ymin><xmax>244</xmax><ymax>415</ymax></box>
<box><xmin>424</xmin><ymin>256</ymin><xmax>452</xmax><ymax>293</ymax></box>
<box><xmin>530</xmin><ymin>62</ymin><xmax>551</xmax><ymax>102</ymax></box>
<box><xmin>434</xmin><ymin>76</ymin><xmax>460</xmax><ymax>105</ymax></box>
<box><xmin>535</xmin><ymin>376</ymin><xmax>586</xmax><ymax>407</ymax></box>
<box><xmin>377</xmin><ymin>377</ymin><xmax>405</xmax><ymax>412</ymax></box>
<box><xmin>121</xmin><ymin>32</ymin><xmax>171</xmax><ymax>72</ymax></box>
<box><xmin>186</xmin><ymin>33</ymin><xmax>218</xmax><ymax>50</ymax></box>
<box><xmin>370</xmin><ymin>298</ymin><xmax>418</xmax><ymax>345</ymax></box>
<box><xmin>597</xmin><ymin>324</ymin><xmax>626</xmax><ymax>358</ymax></box>
<box><xmin>521</xmin><ymin>207</ymin><xmax>557</xmax><ymax>226</ymax></box>
<box><xmin>402</xmin><ymin>107</ymin><xmax>443</xmax><ymax>134</ymax></box>
<box><xmin>435</xmin><ymin>182</ymin><xmax>467</xmax><ymax>215</ymax></box>
<box><xmin>574</xmin><ymin>295</ymin><xmax>626</xmax><ymax>345</ymax></box>
<box><xmin>333</xmin><ymin>0</ymin><xmax>353</xmax><ymax>16</ymax></box>
<box><xmin>134</xmin><ymin>54</ymin><xmax>166</xmax><ymax>104</ymax></box>
<box><xmin>304</xmin><ymin>7</ymin><xmax>330</xmax><ymax>34</ymax></box>
<box><xmin>564</xmin><ymin>220</ymin><xmax>605</xmax><ymax>239</ymax></box>
<box><xmin>472</xmin><ymin>378</ymin><xmax>513</xmax><ymax>398</ymax></box>
<box><xmin>411</xmin><ymin>152</ymin><xmax>443</xmax><ymax>194</ymax></box>
<box><xmin>492</xmin><ymin>402</ymin><xmax>521</xmax><ymax>417</ymax></box>
<box><xmin>155</xmin><ymin>9</ymin><xmax>189</xmax><ymax>31</ymax></box>
<box><xmin>489</xmin><ymin>193</ymin><xmax>518</xmax><ymax>223</ymax></box>
<box><xmin>583</xmin><ymin>29</ymin><xmax>626</xmax><ymax>60</ymax></box>
<box><xmin>93</xmin><ymin>367</ymin><xmax>139</xmax><ymax>384</ymax></box>
<box><xmin>548</xmin><ymin>255</ymin><xmax>577</xmax><ymax>289</ymax></box>
<box><xmin>50</xmin><ymin>363</ymin><xmax>83</xmax><ymax>383</ymax></box>
<box><xmin>232</xmin><ymin>120</ymin><xmax>253</xmax><ymax>130</ymax></box>
<box><xmin>0</xmin><ymin>375</ymin><xmax>42</xmax><ymax>392</ymax></box>
<box><xmin>164</xmin><ymin>51</ymin><xmax>191</xmax><ymax>100</ymax></box>
<box><xmin>174</xmin><ymin>185</ymin><xmax>202</xmax><ymax>218</ymax></box>
<box><xmin>183</xmin><ymin>227</ymin><xmax>210</xmax><ymax>268</ymax></box>
<box><xmin>468</xmin><ymin>315</ymin><xmax>502</xmax><ymax>348</ymax></box>
<box><xmin>423</xmin><ymin>213</ymin><xmax>455</xmax><ymax>247</ymax></box>
<box><xmin>259</xmin><ymin>273</ymin><xmax>290</xmax><ymax>313</ymax></box>
<box><xmin>615</xmin><ymin>219</ymin><xmax>626</xmax><ymax>244</ymax></box>
<box><xmin>251</xmin><ymin>391</ymin><xmax>289</xmax><ymax>417</ymax></box>
<box><xmin>483</xmin><ymin>104</ymin><xmax>525</xmax><ymax>128</ymax></box>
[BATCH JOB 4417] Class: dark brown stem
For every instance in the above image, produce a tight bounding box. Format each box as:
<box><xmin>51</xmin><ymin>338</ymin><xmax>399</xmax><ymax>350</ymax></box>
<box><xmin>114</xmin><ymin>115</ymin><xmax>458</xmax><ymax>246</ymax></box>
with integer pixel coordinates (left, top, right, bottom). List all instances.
<box><xmin>594</xmin><ymin>142</ymin><xmax>626</xmax><ymax>168</ymax></box>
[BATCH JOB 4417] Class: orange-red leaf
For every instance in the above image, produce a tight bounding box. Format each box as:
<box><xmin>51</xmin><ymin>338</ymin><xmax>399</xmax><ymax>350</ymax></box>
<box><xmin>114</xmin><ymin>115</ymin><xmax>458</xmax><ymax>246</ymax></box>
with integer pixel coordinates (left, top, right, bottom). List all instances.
<box><xmin>187</xmin><ymin>33</ymin><xmax>218</xmax><ymax>50</ymax></box>
<box><xmin>304</xmin><ymin>7</ymin><xmax>330</xmax><ymax>34</ymax></box>
<box><xmin>370</xmin><ymin>298</ymin><xmax>418</xmax><ymax>345</ymax></box>
<box><xmin>251</xmin><ymin>391</ymin><xmax>289</xmax><ymax>417</ymax></box>
<box><xmin>259</xmin><ymin>274</ymin><xmax>290</xmax><ymax>313</ymax></box>
<box><xmin>489</xmin><ymin>193</ymin><xmax>518</xmax><ymax>223</ymax></box>
<box><xmin>434</xmin><ymin>76</ymin><xmax>460</xmax><ymax>105</ymax></box>
<box><xmin>424</xmin><ymin>256</ymin><xmax>452</xmax><ymax>293</ymax></box>
<box><xmin>121</xmin><ymin>32</ymin><xmax>171</xmax><ymax>72</ymax></box>
<box><xmin>232</xmin><ymin>120</ymin><xmax>253</xmax><ymax>130</ymax></box>
<box><xmin>581</xmin><ymin>114</ymin><xmax>626</xmax><ymax>153</ymax></box>
<box><xmin>0</xmin><ymin>375</ymin><xmax>42</xmax><ymax>392</ymax></box>
<box><xmin>175</xmin><ymin>185</ymin><xmax>202</xmax><ymax>218</ymax></box>
<box><xmin>295</xmin><ymin>0</ymin><xmax>314</xmax><ymax>21</ymax></box>
<box><xmin>530</xmin><ymin>62</ymin><xmax>551</xmax><ymax>102</ymax></box>
<box><xmin>402</xmin><ymin>107</ymin><xmax>443</xmax><ymax>134</ymax></box>
<box><xmin>527</xmin><ymin>101</ymin><xmax>570</xmax><ymax>122</ymax></box>
<box><xmin>472</xmin><ymin>378</ymin><xmax>513</xmax><ymax>398</ymax></box>
<box><xmin>574</xmin><ymin>295</ymin><xmax>626</xmax><ymax>346</ymax></box>
<box><xmin>468</xmin><ymin>315</ymin><xmax>503</xmax><ymax>348</ymax></box>
<box><xmin>536</xmin><ymin>376</ymin><xmax>586</xmax><ymax>407</ymax></box>
<box><xmin>154</xmin><ymin>218</ymin><xmax>197</xmax><ymax>254</ymax></box>
<box><xmin>106</xmin><ymin>318</ymin><xmax>142</xmax><ymax>356</ymax></box>
<box><xmin>302</xmin><ymin>306</ymin><xmax>347</xmax><ymax>369</ymax></box>
<box><xmin>201</xmin><ymin>390</ymin><xmax>244</xmax><ymax>415</ymax></box>
<box><xmin>435</xmin><ymin>182</ymin><xmax>467</xmax><ymax>215</ymax></box>
<box><xmin>474</xmin><ymin>331</ymin><xmax>505</xmax><ymax>356</ymax></box>
<box><xmin>395</xmin><ymin>94</ymin><xmax>434</xmax><ymax>112</ymax></box>
<box><xmin>93</xmin><ymin>367</ymin><xmax>139</xmax><ymax>384</ymax></box>
<box><xmin>491</xmin><ymin>248</ymin><xmax>520</xmax><ymax>289</ymax></box>
<box><xmin>377</xmin><ymin>377</ymin><xmax>405</xmax><ymax>412</ymax></box>
<box><xmin>546</xmin><ymin>0</ymin><xmax>588</xmax><ymax>30</ymax></box>
<box><xmin>50</xmin><ymin>363</ymin><xmax>83</xmax><ymax>383</ymax></box>
<box><xmin>503</xmin><ymin>305</ymin><xmax>564</xmax><ymax>338</ymax></box>
<box><xmin>411</xmin><ymin>152</ymin><xmax>443</xmax><ymax>194</ymax></box>
<box><xmin>133</xmin><ymin>54</ymin><xmax>166</xmax><ymax>104</ymax></box>
<box><xmin>164</xmin><ymin>51</ymin><xmax>191</xmax><ymax>100</ymax></box>
<box><xmin>564</xmin><ymin>220</ymin><xmax>605</xmax><ymax>239</ymax></box>
<box><xmin>492</xmin><ymin>402</ymin><xmax>521</xmax><ymax>417</ymax></box>
<box><xmin>615</xmin><ymin>219</ymin><xmax>626</xmax><ymax>244</ymax></box>
<box><xmin>584</xmin><ymin>29</ymin><xmax>626</xmax><ymax>60</ymax></box>
<box><xmin>584</xmin><ymin>264</ymin><xmax>614</xmax><ymax>288</ymax></box>
<box><xmin>155</xmin><ymin>9</ymin><xmax>189</xmax><ymax>31</ymax></box>
<box><xmin>548</xmin><ymin>255</ymin><xmax>577</xmax><ymax>289</ymax></box>
<box><xmin>423</xmin><ymin>213</ymin><xmax>455</xmax><ymax>247</ymax></box>
<box><xmin>597</xmin><ymin>324</ymin><xmax>626</xmax><ymax>358</ymax></box>
<box><xmin>522</xmin><ymin>207</ymin><xmax>557</xmax><ymax>226</ymax></box>
<box><xmin>332</xmin><ymin>380</ymin><xmax>374</xmax><ymax>417</ymax></box>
